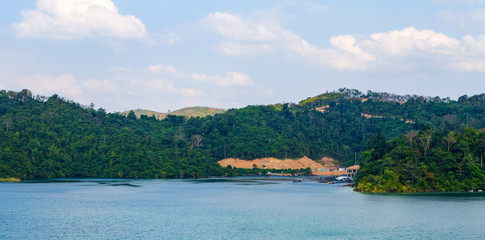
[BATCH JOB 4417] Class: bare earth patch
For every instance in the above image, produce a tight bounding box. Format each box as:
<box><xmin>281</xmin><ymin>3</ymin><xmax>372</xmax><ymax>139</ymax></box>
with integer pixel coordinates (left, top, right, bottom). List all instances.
<box><xmin>218</xmin><ymin>156</ymin><xmax>347</xmax><ymax>176</ymax></box>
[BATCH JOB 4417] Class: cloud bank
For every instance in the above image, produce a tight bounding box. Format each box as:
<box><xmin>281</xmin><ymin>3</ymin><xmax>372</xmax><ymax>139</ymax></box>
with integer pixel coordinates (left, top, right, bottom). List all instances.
<box><xmin>205</xmin><ymin>12</ymin><xmax>485</xmax><ymax>72</ymax></box>
<box><xmin>23</xmin><ymin>74</ymin><xmax>82</xmax><ymax>97</ymax></box>
<box><xmin>144</xmin><ymin>79</ymin><xmax>202</xmax><ymax>97</ymax></box>
<box><xmin>12</xmin><ymin>0</ymin><xmax>148</xmax><ymax>40</ymax></box>
<box><xmin>148</xmin><ymin>64</ymin><xmax>254</xmax><ymax>87</ymax></box>
<box><xmin>83</xmin><ymin>79</ymin><xmax>118</xmax><ymax>92</ymax></box>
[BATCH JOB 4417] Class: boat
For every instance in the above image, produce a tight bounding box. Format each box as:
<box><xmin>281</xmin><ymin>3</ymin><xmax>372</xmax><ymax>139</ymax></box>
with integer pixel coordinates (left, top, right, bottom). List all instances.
<box><xmin>292</xmin><ymin>178</ymin><xmax>303</xmax><ymax>182</ymax></box>
<box><xmin>335</xmin><ymin>176</ymin><xmax>353</xmax><ymax>182</ymax></box>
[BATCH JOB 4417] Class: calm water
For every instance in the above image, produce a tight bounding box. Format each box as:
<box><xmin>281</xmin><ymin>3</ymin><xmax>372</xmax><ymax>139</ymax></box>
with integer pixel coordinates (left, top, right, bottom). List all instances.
<box><xmin>1</xmin><ymin>177</ymin><xmax>485</xmax><ymax>239</ymax></box>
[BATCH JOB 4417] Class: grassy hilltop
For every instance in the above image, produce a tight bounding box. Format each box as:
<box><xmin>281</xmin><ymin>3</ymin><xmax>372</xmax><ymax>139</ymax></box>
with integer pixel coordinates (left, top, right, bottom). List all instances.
<box><xmin>121</xmin><ymin>107</ymin><xmax>226</xmax><ymax>120</ymax></box>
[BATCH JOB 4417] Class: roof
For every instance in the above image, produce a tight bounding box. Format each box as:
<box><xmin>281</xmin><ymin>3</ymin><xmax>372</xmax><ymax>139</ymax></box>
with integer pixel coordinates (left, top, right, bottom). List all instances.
<box><xmin>347</xmin><ymin>165</ymin><xmax>360</xmax><ymax>170</ymax></box>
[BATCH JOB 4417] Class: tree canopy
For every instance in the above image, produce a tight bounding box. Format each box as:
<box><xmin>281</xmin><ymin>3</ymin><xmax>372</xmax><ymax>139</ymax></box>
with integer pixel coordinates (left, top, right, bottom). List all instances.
<box><xmin>355</xmin><ymin>128</ymin><xmax>485</xmax><ymax>192</ymax></box>
<box><xmin>1</xmin><ymin>88</ymin><xmax>485</xmax><ymax>181</ymax></box>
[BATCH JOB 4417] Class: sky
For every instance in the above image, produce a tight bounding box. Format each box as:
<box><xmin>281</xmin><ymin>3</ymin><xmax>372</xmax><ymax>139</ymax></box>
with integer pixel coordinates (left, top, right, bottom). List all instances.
<box><xmin>1</xmin><ymin>0</ymin><xmax>485</xmax><ymax>112</ymax></box>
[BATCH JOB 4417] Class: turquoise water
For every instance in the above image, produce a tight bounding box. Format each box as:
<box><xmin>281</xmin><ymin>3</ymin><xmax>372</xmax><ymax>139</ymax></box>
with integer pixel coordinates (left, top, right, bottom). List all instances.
<box><xmin>1</xmin><ymin>177</ymin><xmax>485</xmax><ymax>239</ymax></box>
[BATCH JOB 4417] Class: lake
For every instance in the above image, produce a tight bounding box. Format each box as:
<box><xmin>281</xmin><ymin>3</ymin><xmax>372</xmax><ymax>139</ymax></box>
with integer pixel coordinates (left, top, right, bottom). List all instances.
<box><xmin>1</xmin><ymin>177</ymin><xmax>485</xmax><ymax>239</ymax></box>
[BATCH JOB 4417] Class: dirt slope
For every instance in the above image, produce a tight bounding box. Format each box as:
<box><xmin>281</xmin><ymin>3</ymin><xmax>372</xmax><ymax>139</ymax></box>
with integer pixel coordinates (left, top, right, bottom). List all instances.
<box><xmin>218</xmin><ymin>156</ymin><xmax>347</xmax><ymax>176</ymax></box>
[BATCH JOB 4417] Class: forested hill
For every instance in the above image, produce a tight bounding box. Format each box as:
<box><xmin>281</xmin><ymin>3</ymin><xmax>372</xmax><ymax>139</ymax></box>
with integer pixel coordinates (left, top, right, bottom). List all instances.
<box><xmin>1</xmin><ymin>88</ymin><xmax>485</xmax><ymax>180</ymax></box>
<box><xmin>354</xmin><ymin>128</ymin><xmax>485</xmax><ymax>192</ymax></box>
<box><xmin>121</xmin><ymin>107</ymin><xmax>226</xmax><ymax>120</ymax></box>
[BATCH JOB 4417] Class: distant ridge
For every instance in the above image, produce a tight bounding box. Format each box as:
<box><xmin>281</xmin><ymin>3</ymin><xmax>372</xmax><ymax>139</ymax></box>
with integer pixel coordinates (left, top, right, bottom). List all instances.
<box><xmin>121</xmin><ymin>109</ymin><xmax>167</xmax><ymax>120</ymax></box>
<box><xmin>122</xmin><ymin>106</ymin><xmax>226</xmax><ymax>120</ymax></box>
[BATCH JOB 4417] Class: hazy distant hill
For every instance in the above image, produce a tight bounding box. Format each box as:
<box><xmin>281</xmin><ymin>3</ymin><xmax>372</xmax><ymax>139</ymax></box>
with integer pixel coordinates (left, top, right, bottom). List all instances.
<box><xmin>122</xmin><ymin>106</ymin><xmax>226</xmax><ymax>120</ymax></box>
<box><xmin>121</xmin><ymin>109</ymin><xmax>168</xmax><ymax>120</ymax></box>
<box><xmin>171</xmin><ymin>107</ymin><xmax>226</xmax><ymax>118</ymax></box>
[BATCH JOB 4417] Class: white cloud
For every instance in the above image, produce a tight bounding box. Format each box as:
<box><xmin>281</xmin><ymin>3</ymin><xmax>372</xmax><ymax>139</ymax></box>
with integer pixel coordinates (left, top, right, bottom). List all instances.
<box><xmin>148</xmin><ymin>65</ymin><xmax>179</xmax><ymax>75</ymax></box>
<box><xmin>82</xmin><ymin>79</ymin><xmax>117</xmax><ymax>92</ymax></box>
<box><xmin>218</xmin><ymin>41</ymin><xmax>274</xmax><ymax>56</ymax></box>
<box><xmin>204</xmin><ymin>12</ymin><xmax>278</xmax><ymax>41</ymax></box>
<box><xmin>148</xmin><ymin>64</ymin><xmax>254</xmax><ymax>87</ymax></box>
<box><xmin>462</xmin><ymin>34</ymin><xmax>485</xmax><ymax>54</ymax></box>
<box><xmin>165</xmin><ymin>31</ymin><xmax>182</xmax><ymax>45</ymax></box>
<box><xmin>204</xmin><ymin>12</ymin><xmax>375</xmax><ymax>71</ymax></box>
<box><xmin>0</xmin><ymin>82</ymin><xmax>5</xmax><ymax>90</ymax></box>
<box><xmin>205</xmin><ymin>12</ymin><xmax>485</xmax><ymax>72</ymax></box>
<box><xmin>22</xmin><ymin>74</ymin><xmax>82</xmax><ymax>96</ymax></box>
<box><xmin>264</xmin><ymin>88</ymin><xmax>275</xmax><ymax>95</ymax></box>
<box><xmin>457</xmin><ymin>60</ymin><xmax>485</xmax><ymax>71</ymax></box>
<box><xmin>151</xmin><ymin>31</ymin><xmax>182</xmax><ymax>46</ymax></box>
<box><xmin>12</xmin><ymin>0</ymin><xmax>147</xmax><ymax>40</ymax></box>
<box><xmin>365</xmin><ymin>27</ymin><xmax>461</xmax><ymax>56</ymax></box>
<box><xmin>440</xmin><ymin>8</ymin><xmax>485</xmax><ymax>32</ymax></box>
<box><xmin>144</xmin><ymin>79</ymin><xmax>202</xmax><ymax>97</ymax></box>
<box><xmin>109</xmin><ymin>67</ymin><xmax>131</xmax><ymax>73</ymax></box>
<box><xmin>189</xmin><ymin>72</ymin><xmax>254</xmax><ymax>87</ymax></box>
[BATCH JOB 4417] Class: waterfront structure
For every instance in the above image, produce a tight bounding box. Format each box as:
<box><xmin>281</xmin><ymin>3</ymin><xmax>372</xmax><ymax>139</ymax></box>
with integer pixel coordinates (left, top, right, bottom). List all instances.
<box><xmin>346</xmin><ymin>165</ymin><xmax>360</xmax><ymax>177</ymax></box>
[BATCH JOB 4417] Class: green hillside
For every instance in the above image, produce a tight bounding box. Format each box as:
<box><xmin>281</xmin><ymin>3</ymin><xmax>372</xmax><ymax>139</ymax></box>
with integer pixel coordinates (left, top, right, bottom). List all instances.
<box><xmin>355</xmin><ymin>128</ymin><xmax>485</xmax><ymax>192</ymax></box>
<box><xmin>1</xmin><ymin>88</ymin><xmax>485</xmax><ymax>186</ymax></box>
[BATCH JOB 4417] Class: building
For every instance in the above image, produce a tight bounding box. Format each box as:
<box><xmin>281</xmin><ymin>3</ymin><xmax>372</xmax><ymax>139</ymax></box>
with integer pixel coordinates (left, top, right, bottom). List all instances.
<box><xmin>346</xmin><ymin>165</ymin><xmax>360</xmax><ymax>177</ymax></box>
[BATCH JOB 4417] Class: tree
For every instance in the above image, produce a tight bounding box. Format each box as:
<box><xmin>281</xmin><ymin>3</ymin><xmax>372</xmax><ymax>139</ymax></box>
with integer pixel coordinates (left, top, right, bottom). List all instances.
<box><xmin>366</xmin><ymin>133</ymin><xmax>388</xmax><ymax>160</ymax></box>
<box><xmin>474</xmin><ymin>139</ymin><xmax>485</xmax><ymax>167</ymax></box>
<box><xmin>18</xmin><ymin>89</ymin><xmax>32</xmax><ymax>100</ymax></box>
<box><xmin>405</xmin><ymin>130</ymin><xmax>418</xmax><ymax>148</ymax></box>
<box><xmin>442</xmin><ymin>131</ymin><xmax>458</xmax><ymax>152</ymax></box>
<box><xmin>356</xmin><ymin>129</ymin><xmax>485</xmax><ymax>192</ymax></box>
<box><xmin>127</xmin><ymin>111</ymin><xmax>136</xmax><ymax>120</ymax></box>
<box><xmin>191</xmin><ymin>134</ymin><xmax>204</xmax><ymax>149</ymax></box>
<box><xmin>173</xmin><ymin>127</ymin><xmax>186</xmax><ymax>147</ymax></box>
<box><xmin>418</xmin><ymin>129</ymin><xmax>433</xmax><ymax>157</ymax></box>
<box><xmin>4</xmin><ymin>88</ymin><xmax>485</xmax><ymax>182</ymax></box>
<box><xmin>4</xmin><ymin>118</ymin><xmax>12</xmax><ymax>132</ymax></box>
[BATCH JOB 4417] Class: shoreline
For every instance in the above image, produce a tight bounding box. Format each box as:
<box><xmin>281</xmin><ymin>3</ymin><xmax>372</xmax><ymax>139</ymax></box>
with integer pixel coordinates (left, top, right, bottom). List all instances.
<box><xmin>0</xmin><ymin>177</ymin><xmax>21</xmax><ymax>182</ymax></box>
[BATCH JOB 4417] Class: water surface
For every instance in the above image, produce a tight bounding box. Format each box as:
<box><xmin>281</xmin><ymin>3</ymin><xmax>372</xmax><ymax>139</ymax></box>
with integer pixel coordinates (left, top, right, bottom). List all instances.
<box><xmin>1</xmin><ymin>177</ymin><xmax>485</xmax><ymax>239</ymax></box>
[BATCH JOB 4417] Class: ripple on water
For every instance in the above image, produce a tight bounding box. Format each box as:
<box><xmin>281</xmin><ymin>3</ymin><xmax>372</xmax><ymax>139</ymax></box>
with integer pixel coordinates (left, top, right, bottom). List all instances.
<box><xmin>1</xmin><ymin>178</ymin><xmax>485</xmax><ymax>239</ymax></box>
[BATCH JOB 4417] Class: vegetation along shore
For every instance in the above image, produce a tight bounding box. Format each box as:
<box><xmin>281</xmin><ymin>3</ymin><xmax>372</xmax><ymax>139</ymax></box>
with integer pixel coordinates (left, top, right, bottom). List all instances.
<box><xmin>1</xmin><ymin>88</ymin><xmax>485</xmax><ymax>192</ymax></box>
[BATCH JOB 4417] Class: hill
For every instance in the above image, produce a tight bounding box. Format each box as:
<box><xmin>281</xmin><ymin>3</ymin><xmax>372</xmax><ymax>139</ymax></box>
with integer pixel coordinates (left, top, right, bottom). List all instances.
<box><xmin>355</xmin><ymin>128</ymin><xmax>485</xmax><ymax>192</ymax></box>
<box><xmin>1</xmin><ymin>88</ymin><xmax>485</xmax><ymax>181</ymax></box>
<box><xmin>121</xmin><ymin>107</ymin><xmax>226</xmax><ymax>120</ymax></box>
<box><xmin>121</xmin><ymin>109</ymin><xmax>167</xmax><ymax>120</ymax></box>
<box><xmin>171</xmin><ymin>106</ymin><xmax>226</xmax><ymax>118</ymax></box>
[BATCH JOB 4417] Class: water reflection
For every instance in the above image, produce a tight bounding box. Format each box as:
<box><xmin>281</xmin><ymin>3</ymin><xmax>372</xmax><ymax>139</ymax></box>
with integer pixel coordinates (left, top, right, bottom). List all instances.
<box><xmin>191</xmin><ymin>178</ymin><xmax>278</xmax><ymax>185</ymax></box>
<box><xmin>21</xmin><ymin>178</ymin><xmax>141</xmax><ymax>187</ymax></box>
<box><xmin>96</xmin><ymin>182</ymin><xmax>141</xmax><ymax>187</ymax></box>
<box><xmin>190</xmin><ymin>176</ymin><xmax>325</xmax><ymax>185</ymax></box>
<box><xmin>3</xmin><ymin>177</ymin><xmax>485</xmax><ymax>239</ymax></box>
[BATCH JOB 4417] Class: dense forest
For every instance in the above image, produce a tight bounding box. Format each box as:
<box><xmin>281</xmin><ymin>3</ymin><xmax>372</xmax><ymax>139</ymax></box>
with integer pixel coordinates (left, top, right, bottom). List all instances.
<box><xmin>1</xmin><ymin>88</ymin><xmax>485</xmax><ymax>181</ymax></box>
<box><xmin>355</xmin><ymin>128</ymin><xmax>485</xmax><ymax>192</ymax></box>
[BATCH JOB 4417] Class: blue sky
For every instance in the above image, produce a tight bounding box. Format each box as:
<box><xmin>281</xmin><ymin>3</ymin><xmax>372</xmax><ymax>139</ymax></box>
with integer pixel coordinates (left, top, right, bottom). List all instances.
<box><xmin>1</xmin><ymin>0</ymin><xmax>485</xmax><ymax>112</ymax></box>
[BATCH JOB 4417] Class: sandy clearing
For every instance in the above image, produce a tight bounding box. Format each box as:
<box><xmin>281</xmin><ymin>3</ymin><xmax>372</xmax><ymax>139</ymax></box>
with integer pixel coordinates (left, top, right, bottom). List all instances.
<box><xmin>218</xmin><ymin>156</ymin><xmax>346</xmax><ymax>175</ymax></box>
